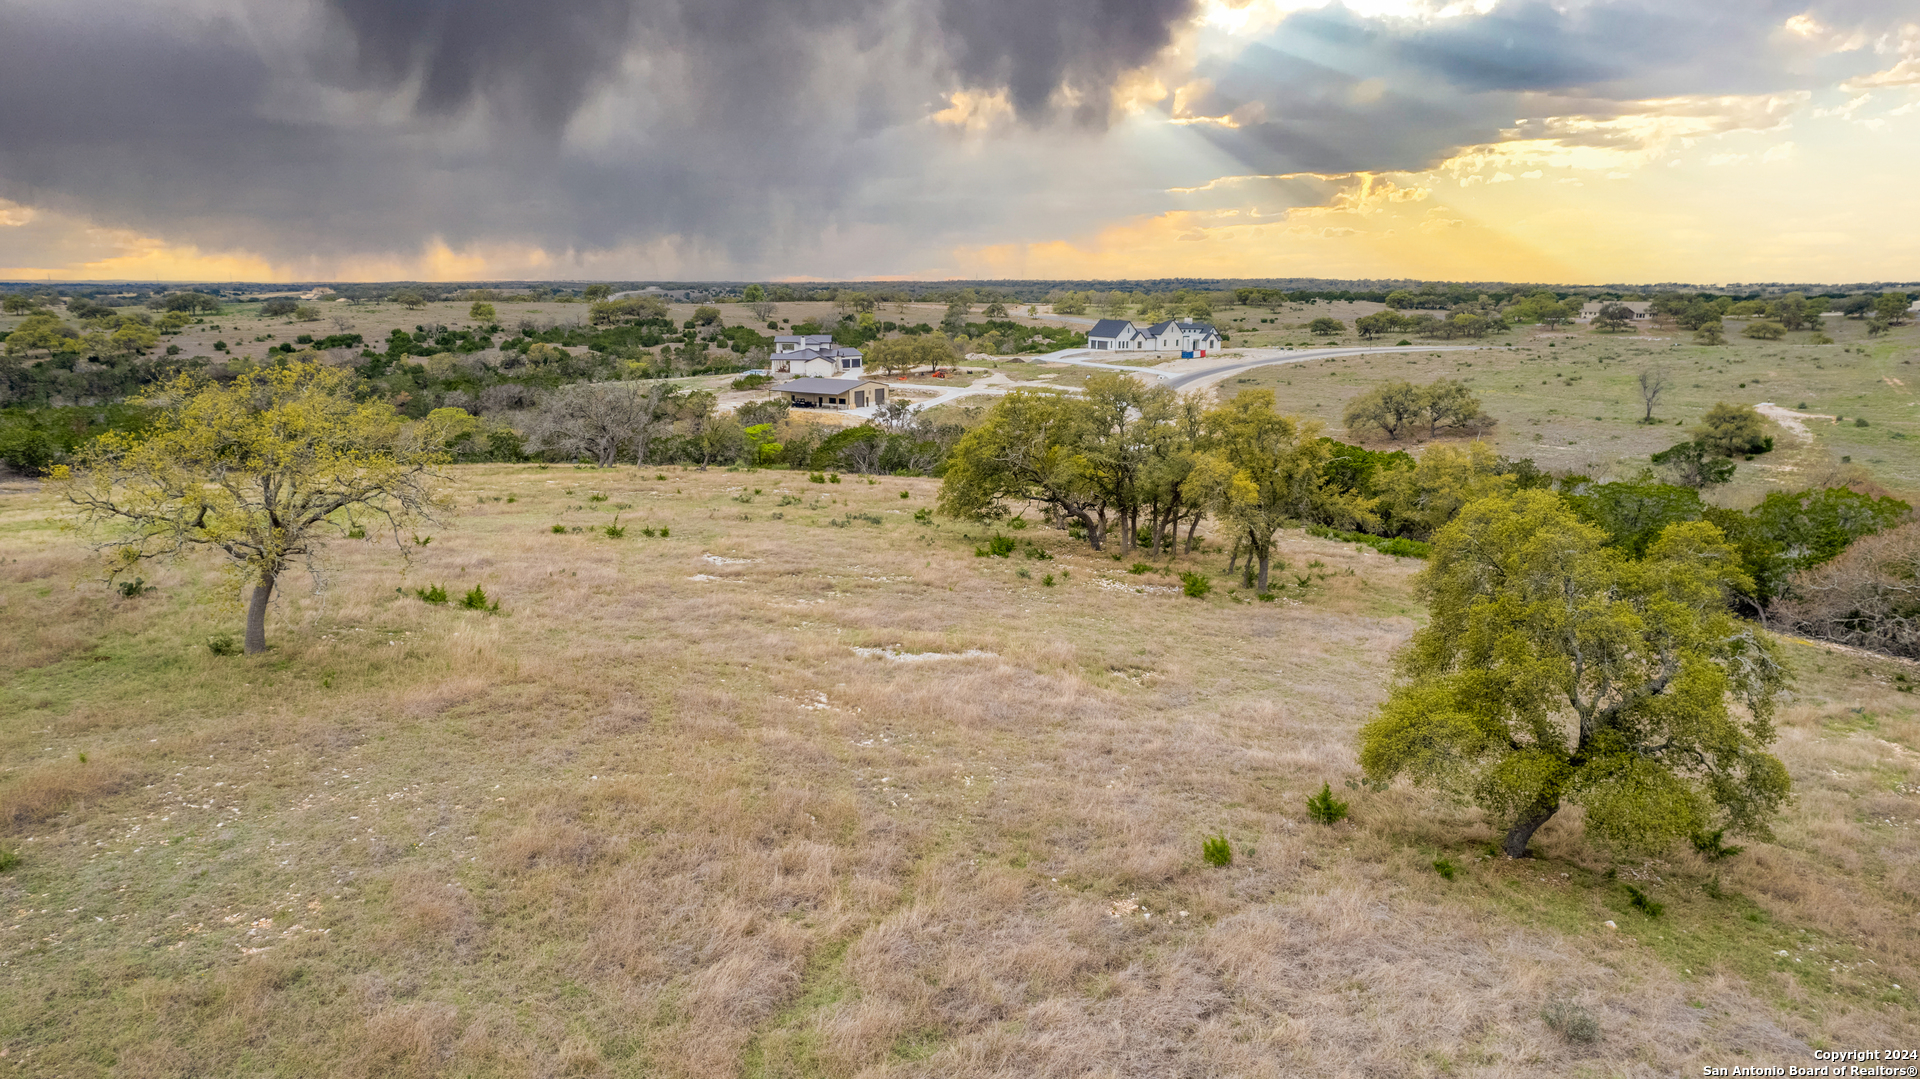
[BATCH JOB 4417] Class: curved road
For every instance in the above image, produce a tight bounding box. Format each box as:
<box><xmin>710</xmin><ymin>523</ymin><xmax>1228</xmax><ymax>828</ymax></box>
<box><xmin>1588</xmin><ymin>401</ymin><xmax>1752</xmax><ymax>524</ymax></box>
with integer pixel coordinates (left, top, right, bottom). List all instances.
<box><xmin>848</xmin><ymin>343</ymin><xmax>1491</xmax><ymax>419</ymax></box>
<box><xmin>1035</xmin><ymin>344</ymin><xmax>1491</xmax><ymax>392</ymax></box>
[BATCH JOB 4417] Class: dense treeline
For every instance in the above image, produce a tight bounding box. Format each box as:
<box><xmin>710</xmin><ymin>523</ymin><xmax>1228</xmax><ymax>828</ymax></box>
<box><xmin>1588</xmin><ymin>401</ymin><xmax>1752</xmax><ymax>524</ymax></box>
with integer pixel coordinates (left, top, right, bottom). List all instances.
<box><xmin>934</xmin><ymin>379</ymin><xmax>1910</xmax><ymax>610</ymax></box>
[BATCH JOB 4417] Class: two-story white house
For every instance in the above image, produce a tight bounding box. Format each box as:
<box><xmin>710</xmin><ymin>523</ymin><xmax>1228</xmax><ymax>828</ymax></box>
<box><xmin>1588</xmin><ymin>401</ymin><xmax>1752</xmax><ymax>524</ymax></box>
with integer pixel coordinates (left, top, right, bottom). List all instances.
<box><xmin>769</xmin><ymin>334</ymin><xmax>864</xmax><ymax>378</ymax></box>
<box><xmin>1086</xmin><ymin>317</ymin><xmax>1220</xmax><ymax>354</ymax></box>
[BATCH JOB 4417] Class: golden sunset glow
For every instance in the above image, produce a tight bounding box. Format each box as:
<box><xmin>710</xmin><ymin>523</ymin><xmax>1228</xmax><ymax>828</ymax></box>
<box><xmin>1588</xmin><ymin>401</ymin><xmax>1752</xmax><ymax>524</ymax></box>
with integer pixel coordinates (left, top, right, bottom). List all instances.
<box><xmin>1</xmin><ymin>2</ymin><xmax>1915</xmax><ymax>282</ymax></box>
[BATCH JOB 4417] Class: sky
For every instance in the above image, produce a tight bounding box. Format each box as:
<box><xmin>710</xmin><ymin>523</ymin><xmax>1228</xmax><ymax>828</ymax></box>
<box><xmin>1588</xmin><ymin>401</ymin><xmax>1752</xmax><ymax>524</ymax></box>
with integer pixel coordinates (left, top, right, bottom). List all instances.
<box><xmin>0</xmin><ymin>0</ymin><xmax>1916</xmax><ymax>285</ymax></box>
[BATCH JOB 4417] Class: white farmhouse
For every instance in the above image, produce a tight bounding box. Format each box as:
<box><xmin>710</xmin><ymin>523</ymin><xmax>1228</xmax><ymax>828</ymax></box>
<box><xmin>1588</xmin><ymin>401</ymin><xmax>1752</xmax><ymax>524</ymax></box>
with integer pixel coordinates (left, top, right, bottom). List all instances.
<box><xmin>1575</xmin><ymin>301</ymin><xmax>1653</xmax><ymax>323</ymax></box>
<box><xmin>769</xmin><ymin>334</ymin><xmax>864</xmax><ymax>377</ymax></box>
<box><xmin>1086</xmin><ymin>316</ymin><xmax>1219</xmax><ymax>354</ymax></box>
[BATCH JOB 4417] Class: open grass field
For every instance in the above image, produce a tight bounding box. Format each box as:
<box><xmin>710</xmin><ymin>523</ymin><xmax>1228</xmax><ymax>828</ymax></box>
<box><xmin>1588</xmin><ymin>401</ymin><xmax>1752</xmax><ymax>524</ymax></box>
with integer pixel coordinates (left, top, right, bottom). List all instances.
<box><xmin>2</xmin><ymin>462</ymin><xmax>1916</xmax><ymax>1077</ymax></box>
<box><xmin>1223</xmin><ymin>314</ymin><xmax>1920</xmax><ymax>501</ymax></box>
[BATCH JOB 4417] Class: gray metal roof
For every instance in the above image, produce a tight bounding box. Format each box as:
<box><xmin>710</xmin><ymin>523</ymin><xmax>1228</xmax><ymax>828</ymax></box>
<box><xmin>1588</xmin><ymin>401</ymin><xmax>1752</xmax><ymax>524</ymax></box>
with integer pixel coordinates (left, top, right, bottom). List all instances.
<box><xmin>777</xmin><ymin>377</ymin><xmax>881</xmax><ymax>394</ymax></box>
<box><xmin>1088</xmin><ymin>318</ymin><xmax>1135</xmax><ymax>339</ymax></box>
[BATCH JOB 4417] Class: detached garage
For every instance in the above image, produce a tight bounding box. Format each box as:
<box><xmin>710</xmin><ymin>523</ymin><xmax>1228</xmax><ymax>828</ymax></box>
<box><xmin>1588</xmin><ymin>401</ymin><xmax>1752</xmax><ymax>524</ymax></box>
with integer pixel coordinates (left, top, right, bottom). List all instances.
<box><xmin>775</xmin><ymin>377</ymin><xmax>890</xmax><ymax>410</ymax></box>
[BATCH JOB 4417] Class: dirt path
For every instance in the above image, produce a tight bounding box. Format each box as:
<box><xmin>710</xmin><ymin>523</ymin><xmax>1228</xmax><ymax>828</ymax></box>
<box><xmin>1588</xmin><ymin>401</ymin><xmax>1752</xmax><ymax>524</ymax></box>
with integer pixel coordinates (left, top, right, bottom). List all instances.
<box><xmin>1755</xmin><ymin>402</ymin><xmax>1830</xmax><ymax>442</ymax></box>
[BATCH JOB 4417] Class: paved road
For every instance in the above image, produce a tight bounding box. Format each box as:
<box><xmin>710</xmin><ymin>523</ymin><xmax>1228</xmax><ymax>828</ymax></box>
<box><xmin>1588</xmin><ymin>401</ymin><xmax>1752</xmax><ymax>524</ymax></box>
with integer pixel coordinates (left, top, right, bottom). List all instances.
<box><xmin>845</xmin><ymin>342</ymin><xmax>1491</xmax><ymax>419</ymax></box>
<box><xmin>1032</xmin><ymin>344</ymin><xmax>1490</xmax><ymax>392</ymax></box>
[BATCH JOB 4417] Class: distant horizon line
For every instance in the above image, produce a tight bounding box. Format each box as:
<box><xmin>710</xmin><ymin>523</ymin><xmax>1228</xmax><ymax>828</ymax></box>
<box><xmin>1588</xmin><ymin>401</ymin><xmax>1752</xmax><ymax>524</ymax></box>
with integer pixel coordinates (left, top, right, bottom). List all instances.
<box><xmin>4</xmin><ymin>278</ymin><xmax>1917</xmax><ymax>291</ymax></box>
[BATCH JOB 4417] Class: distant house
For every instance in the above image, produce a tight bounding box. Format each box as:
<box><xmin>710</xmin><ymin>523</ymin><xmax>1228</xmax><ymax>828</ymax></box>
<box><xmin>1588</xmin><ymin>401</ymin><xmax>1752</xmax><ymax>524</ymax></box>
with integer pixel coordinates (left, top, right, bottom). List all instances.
<box><xmin>1086</xmin><ymin>317</ymin><xmax>1220</xmax><ymax>354</ymax></box>
<box><xmin>1142</xmin><ymin>319</ymin><xmax>1221</xmax><ymax>353</ymax></box>
<box><xmin>1576</xmin><ymin>301</ymin><xmax>1653</xmax><ymax>323</ymax></box>
<box><xmin>775</xmin><ymin>377</ymin><xmax>889</xmax><ymax>410</ymax></box>
<box><xmin>609</xmin><ymin>287</ymin><xmax>708</xmax><ymax>304</ymax></box>
<box><xmin>1086</xmin><ymin>318</ymin><xmax>1148</xmax><ymax>351</ymax></box>
<box><xmin>769</xmin><ymin>335</ymin><xmax>864</xmax><ymax>378</ymax></box>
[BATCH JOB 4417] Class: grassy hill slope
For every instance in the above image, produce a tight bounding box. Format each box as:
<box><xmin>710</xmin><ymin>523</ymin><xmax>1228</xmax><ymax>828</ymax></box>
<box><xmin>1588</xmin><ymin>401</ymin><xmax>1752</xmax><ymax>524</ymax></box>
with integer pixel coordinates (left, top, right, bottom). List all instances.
<box><xmin>0</xmin><ymin>465</ymin><xmax>1914</xmax><ymax>1077</ymax></box>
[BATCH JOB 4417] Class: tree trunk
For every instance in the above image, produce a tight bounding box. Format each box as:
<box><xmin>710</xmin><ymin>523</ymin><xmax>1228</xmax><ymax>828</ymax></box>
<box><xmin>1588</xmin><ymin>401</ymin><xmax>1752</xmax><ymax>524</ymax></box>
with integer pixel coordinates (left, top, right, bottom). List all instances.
<box><xmin>1227</xmin><ymin>536</ymin><xmax>1241</xmax><ymax>572</ymax></box>
<box><xmin>244</xmin><ymin>572</ymin><xmax>275</xmax><ymax>655</ymax></box>
<box><xmin>1501</xmin><ymin>800</ymin><xmax>1559</xmax><ymax>858</ymax></box>
<box><xmin>1184</xmin><ymin>513</ymin><xmax>1201</xmax><ymax>554</ymax></box>
<box><xmin>1255</xmin><ymin>549</ymin><xmax>1271</xmax><ymax>593</ymax></box>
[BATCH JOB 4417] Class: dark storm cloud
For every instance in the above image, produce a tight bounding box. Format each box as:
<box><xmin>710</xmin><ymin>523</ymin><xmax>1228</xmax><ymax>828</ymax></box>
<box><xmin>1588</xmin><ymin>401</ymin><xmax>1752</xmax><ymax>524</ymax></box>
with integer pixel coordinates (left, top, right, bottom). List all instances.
<box><xmin>322</xmin><ymin>0</ymin><xmax>638</xmax><ymax>128</ymax></box>
<box><xmin>0</xmin><ymin>0</ymin><xmax>1205</xmax><ymax>272</ymax></box>
<box><xmin>932</xmin><ymin>0</ymin><xmax>1198</xmax><ymax>117</ymax></box>
<box><xmin>0</xmin><ymin>0</ymin><xmax>1897</xmax><ymax>275</ymax></box>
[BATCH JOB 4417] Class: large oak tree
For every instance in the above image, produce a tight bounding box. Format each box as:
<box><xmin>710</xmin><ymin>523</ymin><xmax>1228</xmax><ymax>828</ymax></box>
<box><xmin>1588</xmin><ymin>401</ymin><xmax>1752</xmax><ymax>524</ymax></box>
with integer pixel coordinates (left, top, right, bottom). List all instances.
<box><xmin>1359</xmin><ymin>489</ymin><xmax>1791</xmax><ymax>858</ymax></box>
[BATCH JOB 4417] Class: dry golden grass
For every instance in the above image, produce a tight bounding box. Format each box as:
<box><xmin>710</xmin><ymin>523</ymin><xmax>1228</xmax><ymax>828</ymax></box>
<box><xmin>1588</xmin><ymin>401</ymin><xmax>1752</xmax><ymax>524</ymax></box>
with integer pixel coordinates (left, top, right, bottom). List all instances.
<box><xmin>0</xmin><ymin>464</ymin><xmax>1914</xmax><ymax>1077</ymax></box>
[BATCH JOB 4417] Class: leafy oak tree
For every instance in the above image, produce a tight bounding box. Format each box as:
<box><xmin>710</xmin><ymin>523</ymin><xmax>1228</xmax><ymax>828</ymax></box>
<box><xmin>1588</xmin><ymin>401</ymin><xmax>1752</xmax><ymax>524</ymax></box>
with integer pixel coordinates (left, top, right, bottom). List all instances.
<box><xmin>1359</xmin><ymin>490</ymin><xmax>1791</xmax><ymax>858</ymax></box>
<box><xmin>1192</xmin><ymin>390</ymin><xmax>1360</xmax><ymax>592</ymax></box>
<box><xmin>53</xmin><ymin>361</ymin><xmax>448</xmax><ymax>654</ymax></box>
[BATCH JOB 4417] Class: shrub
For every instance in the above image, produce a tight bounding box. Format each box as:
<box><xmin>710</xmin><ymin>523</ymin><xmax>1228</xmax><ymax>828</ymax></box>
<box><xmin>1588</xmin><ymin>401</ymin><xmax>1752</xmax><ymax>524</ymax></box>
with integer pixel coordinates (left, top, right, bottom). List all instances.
<box><xmin>1432</xmin><ymin>857</ymin><xmax>1457</xmax><ymax>880</ymax></box>
<box><xmin>1855</xmin><ymin>417</ymin><xmax>1870</xmax><ymax>427</ymax></box>
<box><xmin>829</xmin><ymin>473</ymin><xmax>841</xmax><ymax>484</ymax></box>
<box><xmin>1201</xmin><ymin>834</ymin><xmax>1233</xmax><ymax>867</ymax></box>
<box><xmin>414</xmin><ymin>583</ymin><xmax>449</xmax><ymax>605</ymax></box>
<box><xmin>1305</xmin><ymin>781</ymin><xmax>1349</xmax><ymax>825</ymax></box>
<box><xmin>659</xmin><ymin>527</ymin><xmax>670</xmax><ymax>538</ymax></box>
<box><xmin>1624</xmin><ymin>883</ymin><xmax>1664</xmax><ymax>918</ymax></box>
<box><xmin>117</xmin><ymin>577</ymin><xmax>150</xmax><ymax>598</ymax></box>
<box><xmin>900</xmin><ymin>490</ymin><xmax>911</xmax><ymax>499</ymax></box>
<box><xmin>1128</xmin><ymin>562</ymin><xmax>1152</xmax><ymax>575</ymax></box>
<box><xmin>1542</xmin><ymin>997</ymin><xmax>1600</xmax><ymax>1044</ymax></box>
<box><xmin>588</xmin><ymin>492</ymin><xmax>608</xmax><ymax>502</ymax></box>
<box><xmin>1042</xmin><ymin>574</ymin><xmax>1055</xmax><ymax>586</ymax></box>
<box><xmin>981</xmin><ymin>535</ymin><xmax>1017</xmax><ymax>557</ymax></box>
<box><xmin>551</xmin><ymin>524</ymin><xmax>567</xmax><ymax>533</ymax></box>
<box><xmin>207</xmin><ymin>633</ymin><xmax>241</xmax><ymax>656</ymax></box>
<box><xmin>809</xmin><ymin>472</ymin><xmax>826</xmax><ymax>483</ymax></box>
<box><xmin>1180</xmin><ymin>571</ymin><xmax>1212</xmax><ymax>598</ymax></box>
<box><xmin>604</xmin><ymin>517</ymin><xmax>626</xmax><ymax>539</ymax></box>
<box><xmin>913</xmin><ymin>508</ymin><xmax>933</xmax><ymax>525</ymax></box>
<box><xmin>460</xmin><ymin>585</ymin><xmax>500</xmax><ymax>613</ymax></box>
<box><xmin>0</xmin><ymin>848</ymin><xmax>17</xmax><ymax>873</ymax></box>
<box><xmin>1690</xmin><ymin>829</ymin><xmax>1745</xmax><ymax>861</ymax></box>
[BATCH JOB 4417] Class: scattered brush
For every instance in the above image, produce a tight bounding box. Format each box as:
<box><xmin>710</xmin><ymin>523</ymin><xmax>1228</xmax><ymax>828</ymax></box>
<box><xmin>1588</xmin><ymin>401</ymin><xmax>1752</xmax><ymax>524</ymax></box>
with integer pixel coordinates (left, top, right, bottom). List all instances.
<box><xmin>1542</xmin><ymin>997</ymin><xmax>1600</xmax><ymax>1044</ymax></box>
<box><xmin>1623</xmin><ymin>883</ymin><xmax>1664</xmax><ymax>918</ymax></box>
<box><xmin>604</xmin><ymin>516</ymin><xmax>626</xmax><ymax>539</ymax></box>
<box><xmin>460</xmin><ymin>585</ymin><xmax>500</xmax><ymax>613</ymax></box>
<box><xmin>1690</xmin><ymin>829</ymin><xmax>1745</xmax><ymax>861</ymax></box>
<box><xmin>1180</xmin><ymin>572</ymin><xmax>1212</xmax><ymax>598</ymax></box>
<box><xmin>1432</xmin><ymin>857</ymin><xmax>1458</xmax><ymax>880</ymax></box>
<box><xmin>550</xmin><ymin>524</ymin><xmax>567</xmax><ymax>533</ymax></box>
<box><xmin>207</xmin><ymin>633</ymin><xmax>241</xmax><ymax>656</ymax></box>
<box><xmin>976</xmin><ymin>535</ymin><xmax>1017</xmax><ymax>558</ymax></box>
<box><xmin>1202</xmin><ymin>834</ymin><xmax>1233</xmax><ymax>867</ymax></box>
<box><xmin>117</xmin><ymin>577</ymin><xmax>150</xmax><ymax>598</ymax></box>
<box><xmin>414</xmin><ymin>583</ymin><xmax>449</xmax><ymax>605</ymax></box>
<box><xmin>1305</xmin><ymin>781</ymin><xmax>1349</xmax><ymax>825</ymax></box>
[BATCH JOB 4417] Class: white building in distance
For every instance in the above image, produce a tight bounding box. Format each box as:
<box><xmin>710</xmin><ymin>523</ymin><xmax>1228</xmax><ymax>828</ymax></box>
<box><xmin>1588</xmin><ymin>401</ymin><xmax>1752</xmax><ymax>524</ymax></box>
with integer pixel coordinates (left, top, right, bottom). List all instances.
<box><xmin>1086</xmin><ymin>317</ymin><xmax>1221</xmax><ymax>354</ymax></box>
<box><xmin>769</xmin><ymin>334</ymin><xmax>864</xmax><ymax>378</ymax></box>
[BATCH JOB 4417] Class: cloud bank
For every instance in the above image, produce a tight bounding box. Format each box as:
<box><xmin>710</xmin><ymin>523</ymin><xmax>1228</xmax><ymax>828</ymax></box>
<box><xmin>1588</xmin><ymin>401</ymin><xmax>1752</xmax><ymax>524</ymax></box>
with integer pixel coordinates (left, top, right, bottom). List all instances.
<box><xmin>0</xmin><ymin>0</ymin><xmax>1914</xmax><ymax>280</ymax></box>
